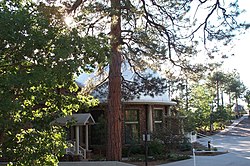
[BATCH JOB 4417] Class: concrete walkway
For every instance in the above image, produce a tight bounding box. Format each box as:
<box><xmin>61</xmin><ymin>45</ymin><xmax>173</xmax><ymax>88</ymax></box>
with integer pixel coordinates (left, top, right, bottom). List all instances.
<box><xmin>158</xmin><ymin>153</ymin><xmax>250</xmax><ymax>166</ymax></box>
<box><xmin>158</xmin><ymin>115</ymin><xmax>250</xmax><ymax>166</ymax></box>
<box><xmin>59</xmin><ymin>161</ymin><xmax>134</xmax><ymax>166</ymax></box>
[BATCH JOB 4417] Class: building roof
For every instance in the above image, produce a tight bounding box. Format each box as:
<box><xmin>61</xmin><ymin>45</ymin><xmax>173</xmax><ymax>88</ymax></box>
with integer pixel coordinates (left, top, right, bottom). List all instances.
<box><xmin>76</xmin><ymin>63</ymin><xmax>176</xmax><ymax>106</ymax></box>
<box><xmin>124</xmin><ymin>99</ymin><xmax>176</xmax><ymax>105</ymax></box>
<box><xmin>52</xmin><ymin>113</ymin><xmax>95</xmax><ymax>126</ymax></box>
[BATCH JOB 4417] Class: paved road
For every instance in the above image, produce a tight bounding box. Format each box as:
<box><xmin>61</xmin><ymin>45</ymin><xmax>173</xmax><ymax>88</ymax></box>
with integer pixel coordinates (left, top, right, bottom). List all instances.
<box><xmin>212</xmin><ymin>117</ymin><xmax>250</xmax><ymax>160</ymax></box>
<box><xmin>158</xmin><ymin>115</ymin><xmax>250</xmax><ymax>166</ymax></box>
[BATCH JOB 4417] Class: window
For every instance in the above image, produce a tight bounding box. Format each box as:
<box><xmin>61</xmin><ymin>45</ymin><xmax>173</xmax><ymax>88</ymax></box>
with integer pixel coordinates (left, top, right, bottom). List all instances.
<box><xmin>154</xmin><ymin>109</ymin><xmax>163</xmax><ymax>132</ymax></box>
<box><xmin>124</xmin><ymin>109</ymin><xmax>140</xmax><ymax>144</ymax></box>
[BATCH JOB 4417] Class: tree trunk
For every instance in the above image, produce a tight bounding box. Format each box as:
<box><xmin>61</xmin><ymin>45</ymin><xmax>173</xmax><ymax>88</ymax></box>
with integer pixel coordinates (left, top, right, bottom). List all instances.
<box><xmin>235</xmin><ymin>97</ymin><xmax>239</xmax><ymax>117</ymax></box>
<box><xmin>106</xmin><ymin>0</ymin><xmax>122</xmax><ymax>161</ymax></box>
<box><xmin>185</xmin><ymin>79</ymin><xmax>189</xmax><ymax>112</ymax></box>
<box><xmin>221</xmin><ymin>90</ymin><xmax>224</xmax><ymax>109</ymax></box>
<box><xmin>229</xmin><ymin>92</ymin><xmax>231</xmax><ymax>105</ymax></box>
<box><xmin>216</xmin><ymin>79</ymin><xmax>220</xmax><ymax>109</ymax></box>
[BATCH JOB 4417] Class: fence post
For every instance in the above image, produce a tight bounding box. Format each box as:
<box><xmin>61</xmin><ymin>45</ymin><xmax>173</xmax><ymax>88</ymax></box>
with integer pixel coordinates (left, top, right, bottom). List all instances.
<box><xmin>193</xmin><ymin>148</ymin><xmax>196</xmax><ymax>166</ymax></box>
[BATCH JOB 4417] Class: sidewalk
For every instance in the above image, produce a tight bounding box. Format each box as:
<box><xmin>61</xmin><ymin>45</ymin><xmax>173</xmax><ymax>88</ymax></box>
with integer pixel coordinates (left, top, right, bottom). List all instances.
<box><xmin>158</xmin><ymin>153</ymin><xmax>250</xmax><ymax>166</ymax></box>
<box><xmin>59</xmin><ymin>161</ymin><xmax>134</xmax><ymax>166</ymax></box>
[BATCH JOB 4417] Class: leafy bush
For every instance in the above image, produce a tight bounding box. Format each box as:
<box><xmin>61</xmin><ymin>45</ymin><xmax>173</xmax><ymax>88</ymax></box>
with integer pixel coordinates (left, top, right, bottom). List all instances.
<box><xmin>122</xmin><ymin>144</ymin><xmax>144</xmax><ymax>157</ymax></box>
<box><xmin>129</xmin><ymin>145</ymin><xmax>144</xmax><ymax>155</ymax></box>
<box><xmin>179</xmin><ymin>137</ymin><xmax>192</xmax><ymax>151</ymax></box>
<box><xmin>168</xmin><ymin>153</ymin><xmax>191</xmax><ymax>161</ymax></box>
<box><xmin>128</xmin><ymin>154</ymin><xmax>145</xmax><ymax>161</ymax></box>
<box><xmin>148</xmin><ymin>140</ymin><xmax>165</xmax><ymax>156</ymax></box>
<box><xmin>148</xmin><ymin>140</ymin><xmax>166</xmax><ymax>160</ymax></box>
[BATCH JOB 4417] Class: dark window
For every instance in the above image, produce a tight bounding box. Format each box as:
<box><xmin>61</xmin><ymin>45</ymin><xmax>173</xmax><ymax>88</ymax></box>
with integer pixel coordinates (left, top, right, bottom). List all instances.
<box><xmin>124</xmin><ymin>109</ymin><xmax>140</xmax><ymax>144</ymax></box>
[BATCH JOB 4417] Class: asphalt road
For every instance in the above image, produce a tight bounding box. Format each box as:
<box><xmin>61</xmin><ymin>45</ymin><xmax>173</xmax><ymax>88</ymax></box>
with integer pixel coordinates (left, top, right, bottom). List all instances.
<box><xmin>213</xmin><ymin>116</ymin><xmax>250</xmax><ymax>159</ymax></box>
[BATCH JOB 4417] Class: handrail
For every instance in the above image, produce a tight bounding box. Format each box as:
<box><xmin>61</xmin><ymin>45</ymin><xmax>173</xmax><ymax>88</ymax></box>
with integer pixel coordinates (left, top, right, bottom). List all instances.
<box><xmin>79</xmin><ymin>146</ymin><xmax>87</xmax><ymax>159</ymax></box>
<box><xmin>196</xmin><ymin>132</ymin><xmax>213</xmax><ymax>141</ymax></box>
<box><xmin>186</xmin><ymin>131</ymin><xmax>213</xmax><ymax>145</ymax></box>
<box><xmin>66</xmin><ymin>146</ymin><xmax>75</xmax><ymax>155</ymax></box>
<box><xmin>65</xmin><ymin>141</ymin><xmax>87</xmax><ymax>159</ymax></box>
<box><xmin>195</xmin><ymin>132</ymin><xmax>214</xmax><ymax>149</ymax></box>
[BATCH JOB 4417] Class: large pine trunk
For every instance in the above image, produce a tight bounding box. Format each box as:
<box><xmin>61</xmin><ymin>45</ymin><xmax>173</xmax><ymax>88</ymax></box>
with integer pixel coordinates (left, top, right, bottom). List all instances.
<box><xmin>106</xmin><ymin>0</ymin><xmax>122</xmax><ymax>161</ymax></box>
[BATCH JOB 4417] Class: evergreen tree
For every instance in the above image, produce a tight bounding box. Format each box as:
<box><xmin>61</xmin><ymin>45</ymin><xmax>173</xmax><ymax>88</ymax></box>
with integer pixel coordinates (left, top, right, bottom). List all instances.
<box><xmin>0</xmin><ymin>1</ymin><xmax>108</xmax><ymax>165</ymax></box>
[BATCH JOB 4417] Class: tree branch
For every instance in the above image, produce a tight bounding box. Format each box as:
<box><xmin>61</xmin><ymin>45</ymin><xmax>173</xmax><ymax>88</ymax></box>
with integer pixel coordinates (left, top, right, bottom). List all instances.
<box><xmin>67</xmin><ymin>0</ymin><xmax>86</xmax><ymax>14</ymax></box>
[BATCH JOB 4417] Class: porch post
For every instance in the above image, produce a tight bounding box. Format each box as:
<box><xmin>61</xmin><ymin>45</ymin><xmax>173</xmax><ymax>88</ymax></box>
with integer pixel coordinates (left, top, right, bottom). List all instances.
<box><xmin>75</xmin><ymin>125</ymin><xmax>80</xmax><ymax>155</ymax></box>
<box><xmin>167</xmin><ymin>106</ymin><xmax>171</xmax><ymax>116</ymax></box>
<box><xmin>148</xmin><ymin>105</ymin><xmax>153</xmax><ymax>132</ymax></box>
<box><xmin>85</xmin><ymin>124</ymin><xmax>89</xmax><ymax>151</ymax></box>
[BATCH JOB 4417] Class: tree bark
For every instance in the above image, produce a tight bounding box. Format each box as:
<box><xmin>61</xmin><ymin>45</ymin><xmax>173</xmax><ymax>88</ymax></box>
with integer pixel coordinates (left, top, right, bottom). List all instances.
<box><xmin>235</xmin><ymin>97</ymin><xmax>239</xmax><ymax>117</ymax></box>
<box><xmin>185</xmin><ymin>79</ymin><xmax>189</xmax><ymax>112</ymax></box>
<box><xmin>221</xmin><ymin>91</ymin><xmax>224</xmax><ymax>109</ymax></box>
<box><xmin>216</xmin><ymin>79</ymin><xmax>220</xmax><ymax>109</ymax></box>
<box><xmin>106</xmin><ymin>0</ymin><xmax>122</xmax><ymax>161</ymax></box>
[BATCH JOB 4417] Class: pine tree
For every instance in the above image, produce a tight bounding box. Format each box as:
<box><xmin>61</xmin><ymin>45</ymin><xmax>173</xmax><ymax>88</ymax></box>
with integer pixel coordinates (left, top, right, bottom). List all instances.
<box><xmin>57</xmin><ymin>0</ymin><xmax>247</xmax><ymax>160</ymax></box>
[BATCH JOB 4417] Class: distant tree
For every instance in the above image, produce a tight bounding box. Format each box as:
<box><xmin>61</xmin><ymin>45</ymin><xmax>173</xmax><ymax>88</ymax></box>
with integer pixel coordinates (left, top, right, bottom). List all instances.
<box><xmin>244</xmin><ymin>90</ymin><xmax>250</xmax><ymax>110</ymax></box>
<box><xmin>209</xmin><ymin>71</ymin><xmax>226</xmax><ymax>108</ymax></box>
<box><xmin>188</xmin><ymin>84</ymin><xmax>215</xmax><ymax>131</ymax></box>
<box><xmin>228</xmin><ymin>79</ymin><xmax>246</xmax><ymax>115</ymax></box>
<box><xmin>0</xmin><ymin>1</ymin><xmax>108</xmax><ymax>165</ymax></box>
<box><xmin>224</xmin><ymin>71</ymin><xmax>246</xmax><ymax>114</ymax></box>
<box><xmin>183</xmin><ymin>68</ymin><xmax>249</xmax><ymax>132</ymax></box>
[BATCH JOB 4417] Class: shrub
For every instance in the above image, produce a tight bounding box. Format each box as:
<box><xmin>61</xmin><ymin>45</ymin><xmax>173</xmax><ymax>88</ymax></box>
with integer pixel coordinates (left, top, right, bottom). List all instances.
<box><xmin>168</xmin><ymin>153</ymin><xmax>191</xmax><ymax>161</ymax></box>
<box><xmin>148</xmin><ymin>140</ymin><xmax>166</xmax><ymax>160</ymax></box>
<box><xmin>122</xmin><ymin>144</ymin><xmax>144</xmax><ymax>157</ymax></box>
<box><xmin>148</xmin><ymin>140</ymin><xmax>165</xmax><ymax>156</ymax></box>
<box><xmin>179</xmin><ymin>137</ymin><xmax>192</xmax><ymax>151</ymax></box>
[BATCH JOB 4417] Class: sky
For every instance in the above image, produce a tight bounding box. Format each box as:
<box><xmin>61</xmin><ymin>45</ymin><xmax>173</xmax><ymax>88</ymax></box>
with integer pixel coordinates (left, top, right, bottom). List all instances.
<box><xmin>221</xmin><ymin>0</ymin><xmax>250</xmax><ymax>88</ymax></box>
<box><xmin>223</xmin><ymin>29</ymin><xmax>250</xmax><ymax>88</ymax></box>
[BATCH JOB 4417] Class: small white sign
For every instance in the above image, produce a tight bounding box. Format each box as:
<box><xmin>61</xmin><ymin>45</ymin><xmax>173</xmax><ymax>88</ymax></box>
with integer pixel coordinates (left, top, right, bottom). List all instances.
<box><xmin>143</xmin><ymin>134</ymin><xmax>151</xmax><ymax>141</ymax></box>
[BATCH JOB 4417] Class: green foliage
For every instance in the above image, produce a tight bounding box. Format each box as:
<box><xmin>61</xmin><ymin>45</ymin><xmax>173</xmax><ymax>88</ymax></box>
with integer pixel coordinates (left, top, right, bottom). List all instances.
<box><xmin>90</xmin><ymin>114</ymin><xmax>106</xmax><ymax>145</ymax></box>
<box><xmin>227</xmin><ymin>77</ymin><xmax>246</xmax><ymax>100</ymax></box>
<box><xmin>179</xmin><ymin>137</ymin><xmax>192</xmax><ymax>152</ymax></box>
<box><xmin>151</xmin><ymin>117</ymin><xmax>187</xmax><ymax>153</ymax></box>
<box><xmin>222</xmin><ymin>71</ymin><xmax>246</xmax><ymax>101</ymax></box>
<box><xmin>182</xmin><ymin>69</ymin><xmax>246</xmax><ymax>132</ymax></box>
<box><xmin>5</xmin><ymin>127</ymin><xmax>66</xmax><ymax>166</ymax></box>
<box><xmin>127</xmin><ymin>144</ymin><xmax>144</xmax><ymax>157</ymax></box>
<box><xmin>188</xmin><ymin>84</ymin><xmax>214</xmax><ymax>130</ymax></box>
<box><xmin>148</xmin><ymin>140</ymin><xmax>165</xmax><ymax>156</ymax></box>
<box><xmin>0</xmin><ymin>1</ymin><xmax>108</xmax><ymax>165</ymax></box>
<box><xmin>244</xmin><ymin>90</ymin><xmax>250</xmax><ymax>109</ymax></box>
<box><xmin>168</xmin><ymin>153</ymin><xmax>191</xmax><ymax>161</ymax></box>
<box><xmin>213</xmin><ymin>106</ymin><xmax>231</xmax><ymax>129</ymax></box>
<box><xmin>183</xmin><ymin>112</ymin><xmax>196</xmax><ymax>132</ymax></box>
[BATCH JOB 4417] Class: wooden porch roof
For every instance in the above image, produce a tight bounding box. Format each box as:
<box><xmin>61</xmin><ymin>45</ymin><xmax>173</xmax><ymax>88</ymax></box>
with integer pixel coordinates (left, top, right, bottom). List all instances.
<box><xmin>53</xmin><ymin>113</ymin><xmax>95</xmax><ymax>126</ymax></box>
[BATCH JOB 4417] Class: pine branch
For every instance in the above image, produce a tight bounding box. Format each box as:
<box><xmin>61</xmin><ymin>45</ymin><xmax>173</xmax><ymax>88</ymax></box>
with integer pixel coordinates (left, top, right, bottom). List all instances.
<box><xmin>67</xmin><ymin>0</ymin><xmax>86</xmax><ymax>14</ymax></box>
